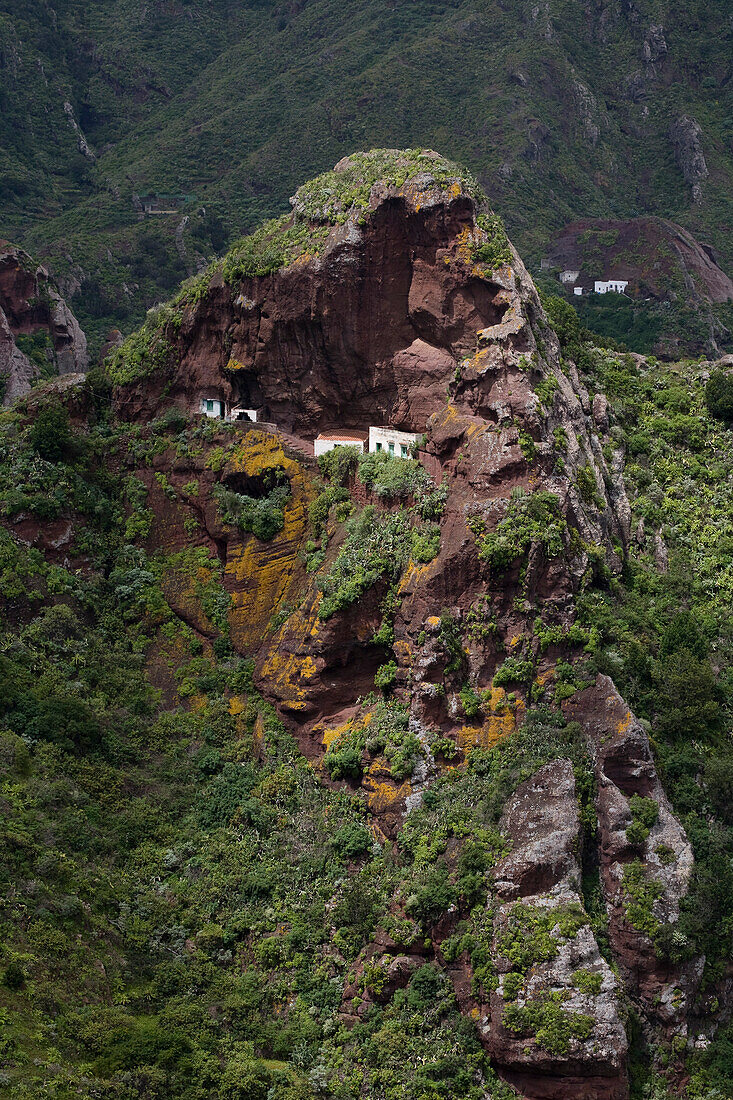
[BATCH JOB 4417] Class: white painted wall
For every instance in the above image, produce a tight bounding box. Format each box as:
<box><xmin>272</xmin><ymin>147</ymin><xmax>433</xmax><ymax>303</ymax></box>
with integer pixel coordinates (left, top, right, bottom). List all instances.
<box><xmin>229</xmin><ymin>407</ymin><xmax>258</xmax><ymax>423</ymax></box>
<box><xmin>573</xmin><ymin>286</ymin><xmax>583</xmax><ymax>296</ymax></box>
<box><xmin>314</xmin><ymin>435</ymin><xmax>366</xmax><ymax>457</ymax></box>
<box><xmin>594</xmin><ymin>280</ymin><xmax>628</xmax><ymax>294</ymax></box>
<box><xmin>368</xmin><ymin>426</ymin><xmax>420</xmax><ymax>458</ymax></box>
<box><xmin>200</xmin><ymin>397</ymin><xmax>226</xmax><ymax>418</ymax></box>
<box><xmin>560</xmin><ymin>269</ymin><xmax>580</xmax><ymax>284</ymax></box>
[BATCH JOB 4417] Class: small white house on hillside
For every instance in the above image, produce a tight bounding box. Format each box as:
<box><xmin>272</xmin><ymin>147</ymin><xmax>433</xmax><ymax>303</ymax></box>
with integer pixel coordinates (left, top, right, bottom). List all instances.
<box><xmin>200</xmin><ymin>397</ymin><xmax>227</xmax><ymax>419</ymax></box>
<box><xmin>314</xmin><ymin>431</ymin><xmax>368</xmax><ymax>457</ymax></box>
<box><xmin>560</xmin><ymin>269</ymin><xmax>580</xmax><ymax>284</ymax></box>
<box><xmin>199</xmin><ymin>397</ymin><xmax>258</xmax><ymax>422</ymax></box>
<box><xmin>594</xmin><ymin>279</ymin><xmax>628</xmax><ymax>294</ymax></box>
<box><xmin>369</xmin><ymin>426</ymin><xmax>420</xmax><ymax>458</ymax></box>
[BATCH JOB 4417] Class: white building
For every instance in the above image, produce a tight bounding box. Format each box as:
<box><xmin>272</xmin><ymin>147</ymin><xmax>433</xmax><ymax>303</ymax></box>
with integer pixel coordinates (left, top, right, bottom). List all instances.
<box><xmin>199</xmin><ymin>397</ymin><xmax>259</xmax><ymax>422</ymax></box>
<box><xmin>573</xmin><ymin>286</ymin><xmax>583</xmax><ymax>296</ymax></box>
<box><xmin>200</xmin><ymin>397</ymin><xmax>227</xmax><ymax>418</ymax></box>
<box><xmin>560</xmin><ymin>269</ymin><xmax>580</xmax><ymax>284</ymax></box>
<box><xmin>594</xmin><ymin>279</ymin><xmax>628</xmax><ymax>294</ymax></box>
<box><xmin>369</xmin><ymin>426</ymin><xmax>420</xmax><ymax>458</ymax></box>
<box><xmin>314</xmin><ymin>431</ymin><xmax>368</xmax><ymax>457</ymax></box>
<box><xmin>228</xmin><ymin>407</ymin><xmax>258</xmax><ymax>423</ymax></box>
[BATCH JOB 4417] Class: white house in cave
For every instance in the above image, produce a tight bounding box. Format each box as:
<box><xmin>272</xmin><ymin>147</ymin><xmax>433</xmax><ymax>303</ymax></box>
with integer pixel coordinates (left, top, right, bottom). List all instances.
<box><xmin>314</xmin><ymin>426</ymin><xmax>421</xmax><ymax>459</ymax></box>
<box><xmin>200</xmin><ymin>396</ymin><xmax>227</xmax><ymax>419</ymax></box>
<box><xmin>369</xmin><ymin>426</ymin><xmax>420</xmax><ymax>458</ymax></box>
<box><xmin>314</xmin><ymin>430</ymin><xmax>368</xmax><ymax>457</ymax></box>
<box><xmin>560</xmin><ymin>269</ymin><xmax>580</xmax><ymax>284</ymax></box>
<box><xmin>594</xmin><ymin>279</ymin><xmax>628</xmax><ymax>295</ymax></box>
<box><xmin>198</xmin><ymin>397</ymin><xmax>258</xmax><ymax>423</ymax></box>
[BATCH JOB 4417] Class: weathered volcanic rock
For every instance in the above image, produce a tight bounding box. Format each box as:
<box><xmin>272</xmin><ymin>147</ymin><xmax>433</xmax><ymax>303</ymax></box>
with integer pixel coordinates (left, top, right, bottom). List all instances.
<box><xmin>487</xmin><ymin>762</ymin><xmax>628</xmax><ymax>1100</ymax></box>
<box><xmin>565</xmin><ymin>676</ymin><xmax>701</xmax><ymax>1037</ymax></box>
<box><xmin>107</xmin><ymin>153</ymin><xmax>700</xmax><ymax>1088</ymax></box>
<box><xmin>0</xmin><ymin>241</ymin><xmax>88</xmax><ymax>405</ymax></box>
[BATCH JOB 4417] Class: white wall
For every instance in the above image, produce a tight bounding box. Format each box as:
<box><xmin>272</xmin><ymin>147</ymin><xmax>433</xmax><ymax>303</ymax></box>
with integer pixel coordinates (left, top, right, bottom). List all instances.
<box><xmin>573</xmin><ymin>286</ymin><xmax>583</xmax><ymax>296</ymax></box>
<box><xmin>229</xmin><ymin>407</ymin><xmax>258</xmax><ymax>423</ymax></box>
<box><xmin>594</xmin><ymin>280</ymin><xmax>628</xmax><ymax>294</ymax></box>
<box><xmin>560</xmin><ymin>269</ymin><xmax>580</xmax><ymax>284</ymax></box>
<box><xmin>200</xmin><ymin>398</ymin><xmax>226</xmax><ymax>418</ymax></box>
<box><xmin>314</xmin><ymin>437</ymin><xmax>366</xmax><ymax>457</ymax></box>
<box><xmin>368</xmin><ymin>426</ymin><xmax>420</xmax><ymax>458</ymax></box>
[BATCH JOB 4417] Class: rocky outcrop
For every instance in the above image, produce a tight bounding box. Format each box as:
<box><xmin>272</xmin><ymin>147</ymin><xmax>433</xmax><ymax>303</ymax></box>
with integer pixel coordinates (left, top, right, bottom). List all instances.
<box><xmin>565</xmin><ymin>677</ymin><xmax>701</xmax><ymax>1040</ymax></box>
<box><xmin>669</xmin><ymin>115</ymin><xmax>709</xmax><ymax>205</ymax></box>
<box><xmin>487</xmin><ymin>761</ymin><xmax>629</xmax><ymax>1100</ymax></box>
<box><xmin>0</xmin><ymin>242</ymin><xmax>88</xmax><ymax>405</ymax></box>
<box><xmin>546</xmin><ymin>217</ymin><xmax>733</xmax><ymax>304</ymax></box>
<box><xmin>106</xmin><ymin>152</ymin><xmax>701</xmax><ymax>1093</ymax></box>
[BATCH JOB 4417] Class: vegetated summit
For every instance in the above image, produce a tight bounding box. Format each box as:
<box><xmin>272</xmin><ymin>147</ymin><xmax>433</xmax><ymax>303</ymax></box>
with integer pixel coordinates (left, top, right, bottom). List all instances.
<box><xmin>2</xmin><ymin>149</ymin><xmax>733</xmax><ymax>1100</ymax></box>
<box><xmin>2</xmin><ymin>0</ymin><xmax>732</xmax><ymax>354</ymax></box>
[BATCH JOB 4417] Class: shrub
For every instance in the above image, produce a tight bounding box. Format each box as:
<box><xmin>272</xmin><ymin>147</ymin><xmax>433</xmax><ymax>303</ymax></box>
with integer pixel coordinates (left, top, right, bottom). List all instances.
<box><xmin>28</xmin><ymin>402</ymin><xmax>72</xmax><ymax>462</ymax></box>
<box><xmin>503</xmin><ymin>992</ymin><xmax>594</xmax><ymax>1054</ymax></box>
<box><xmin>472</xmin><ymin>212</ymin><xmax>512</xmax><ymax>270</ymax></box>
<box><xmin>357</xmin><ymin>450</ymin><xmax>432</xmax><ymax>499</ymax></box>
<box><xmin>374</xmin><ymin>660</ymin><xmax>397</xmax><ymax>693</ymax></box>
<box><xmin>331</xmin><ymin>821</ymin><xmax>372</xmax><ymax>859</ymax></box>
<box><xmin>705</xmin><ymin>370</ymin><xmax>733</xmax><ymax>423</ymax></box>
<box><xmin>493</xmin><ymin>657</ymin><xmax>534</xmax><ymax>687</ymax></box>
<box><xmin>317</xmin><ymin>507</ymin><xmax>412</xmax><ymax>620</ymax></box>
<box><xmin>405</xmin><ymin>866</ymin><xmax>456</xmax><ymax>927</ymax></box>
<box><xmin>470</xmin><ymin>491</ymin><xmax>566</xmax><ymax>571</ymax></box>
<box><xmin>318</xmin><ymin>444</ymin><xmax>360</xmax><ymax>484</ymax></box>
<box><xmin>411</xmin><ymin>524</ymin><xmax>441</xmax><ymax>563</ymax></box>
<box><xmin>323</xmin><ymin>745</ymin><xmax>363</xmax><ymax>781</ymax></box>
<box><xmin>213</xmin><ymin>481</ymin><xmax>290</xmax><ymax>541</ymax></box>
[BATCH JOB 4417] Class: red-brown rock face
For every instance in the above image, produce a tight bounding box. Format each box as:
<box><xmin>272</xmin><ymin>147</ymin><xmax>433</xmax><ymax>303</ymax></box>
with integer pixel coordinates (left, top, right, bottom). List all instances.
<box><xmin>109</xmin><ymin>152</ymin><xmax>699</xmax><ymax>1099</ymax></box>
<box><xmin>0</xmin><ymin>242</ymin><xmax>88</xmax><ymax>405</ymax></box>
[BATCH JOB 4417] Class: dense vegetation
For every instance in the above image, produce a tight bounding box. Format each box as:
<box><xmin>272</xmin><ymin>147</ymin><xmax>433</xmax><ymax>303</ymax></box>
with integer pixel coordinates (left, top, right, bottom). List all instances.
<box><xmin>2</xmin><ymin>285</ymin><xmax>733</xmax><ymax>1097</ymax></box>
<box><xmin>3</xmin><ymin>0</ymin><xmax>731</xmax><ymax>352</ymax></box>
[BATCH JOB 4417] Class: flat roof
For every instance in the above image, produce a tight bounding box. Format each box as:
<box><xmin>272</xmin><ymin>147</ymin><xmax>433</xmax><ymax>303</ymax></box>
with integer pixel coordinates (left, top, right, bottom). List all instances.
<box><xmin>315</xmin><ymin>431</ymin><xmax>369</xmax><ymax>441</ymax></box>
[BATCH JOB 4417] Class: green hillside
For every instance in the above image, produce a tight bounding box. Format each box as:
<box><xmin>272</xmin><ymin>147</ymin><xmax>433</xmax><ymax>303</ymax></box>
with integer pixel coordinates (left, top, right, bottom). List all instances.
<box><xmin>2</xmin><ymin>0</ymin><xmax>731</xmax><ymax>354</ymax></box>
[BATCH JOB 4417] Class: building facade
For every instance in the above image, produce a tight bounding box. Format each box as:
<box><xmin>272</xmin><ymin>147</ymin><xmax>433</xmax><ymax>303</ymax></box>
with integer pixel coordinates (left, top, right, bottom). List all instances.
<box><xmin>200</xmin><ymin>397</ymin><xmax>227</xmax><ymax>419</ymax></box>
<box><xmin>314</xmin><ymin>431</ymin><xmax>368</xmax><ymax>457</ymax></box>
<box><xmin>368</xmin><ymin>426</ymin><xmax>420</xmax><ymax>458</ymax></box>
<box><xmin>594</xmin><ymin>279</ymin><xmax>629</xmax><ymax>294</ymax></box>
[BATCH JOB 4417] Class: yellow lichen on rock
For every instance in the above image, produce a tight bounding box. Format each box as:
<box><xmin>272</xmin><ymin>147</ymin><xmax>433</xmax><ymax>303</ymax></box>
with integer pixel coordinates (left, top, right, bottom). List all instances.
<box><xmin>224</xmin><ymin>433</ymin><xmax>317</xmax><ymax>652</ymax></box>
<box><xmin>362</xmin><ymin>769</ymin><xmax>412</xmax><ymax>817</ymax></box>
<box><xmin>454</xmin><ymin>686</ymin><xmax>524</xmax><ymax>751</ymax></box>
<box><xmin>258</xmin><ymin>648</ymin><xmax>319</xmax><ymax>713</ymax></box>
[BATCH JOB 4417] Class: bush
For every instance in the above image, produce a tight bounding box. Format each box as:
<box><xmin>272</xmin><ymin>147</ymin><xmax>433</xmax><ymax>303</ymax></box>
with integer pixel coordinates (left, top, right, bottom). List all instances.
<box><xmin>374</xmin><ymin>660</ymin><xmax>397</xmax><ymax>693</ymax></box>
<box><xmin>705</xmin><ymin>370</ymin><xmax>733</xmax><ymax>423</ymax></box>
<box><xmin>318</xmin><ymin>445</ymin><xmax>360</xmax><ymax>484</ymax></box>
<box><xmin>357</xmin><ymin>450</ymin><xmax>432</xmax><ymax>499</ymax></box>
<box><xmin>331</xmin><ymin>822</ymin><xmax>372</xmax><ymax>859</ymax></box>
<box><xmin>406</xmin><ymin>866</ymin><xmax>456</xmax><ymax>927</ymax></box>
<box><xmin>470</xmin><ymin>491</ymin><xmax>566</xmax><ymax>571</ymax></box>
<box><xmin>28</xmin><ymin>402</ymin><xmax>72</xmax><ymax>462</ymax></box>
<box><xmin>213</xmin><ymin>481</ymin><xmax>290</xmax><ymax>541</ymax></box>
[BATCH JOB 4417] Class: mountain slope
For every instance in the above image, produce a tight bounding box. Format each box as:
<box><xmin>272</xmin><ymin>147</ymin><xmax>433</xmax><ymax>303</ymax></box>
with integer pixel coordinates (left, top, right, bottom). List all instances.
<box><xmin>2</xmin><ymin>151</ymin><xmax>732</xmax><ymax>1100</ymax></box>
<box><xmin>2</xmin><ymin>0</ymin><xmax>731</xmax><ymax>353</ymax></box>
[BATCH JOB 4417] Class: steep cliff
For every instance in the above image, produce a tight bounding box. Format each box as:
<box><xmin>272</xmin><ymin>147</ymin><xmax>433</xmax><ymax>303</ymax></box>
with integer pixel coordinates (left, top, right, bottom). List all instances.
<box><xmin>92</xmin><ymin>151</ymin><xmax>714</xmax><ymax>1098</ymax></box>
<box><xmin>0</xmin><ymin>241</ymin><xmax>88</xmax><ymax>405</ymax></box>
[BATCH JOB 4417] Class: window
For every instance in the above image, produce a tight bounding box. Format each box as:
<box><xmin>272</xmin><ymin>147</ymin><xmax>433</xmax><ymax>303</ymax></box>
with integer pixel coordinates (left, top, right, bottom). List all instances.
<box><xmin>401</xmin><ymin>444</ymin><xmax>408</xmax><ymax>457</ymax></box>
<box><xmin>206</xmin><ymin>399</ymin><xmax>214</xmax><ymax>412</ymax></box>
<box><xmin>375</xmin><ymin>442</ymin><xmax>382</xmax><ymax>452</ymax></box>
<box><xmin>388</xmin><ymin>442</ymin><xmax>395</xmax><ymax>455</ymax></box>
